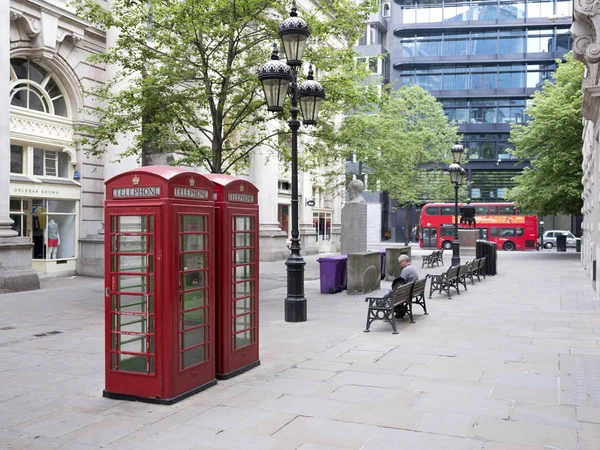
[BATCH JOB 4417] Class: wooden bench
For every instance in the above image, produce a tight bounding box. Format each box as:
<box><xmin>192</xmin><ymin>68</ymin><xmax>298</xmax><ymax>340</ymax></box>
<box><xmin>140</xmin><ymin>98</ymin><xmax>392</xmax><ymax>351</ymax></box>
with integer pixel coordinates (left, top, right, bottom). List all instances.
<box><xmin>465</xmin><ymin>257</ymin><xmax>486</xmax><ymax>283</ymax></box>
<box><xmin>364</xmin><ymin>282</ymin><xmax>415</xmax><ymax>334</ymax></box>
<box><xmin>473</xmin><ymin>256</ymin><xmax>487</xmax><ymax>281</ymax></box>
<box><xmin>457</xmin><ymin>264</ymin><xmax>470</xmax><ymax>291</ymax></box>
<box><xmin>427</xmin><ymin>265</ymin><xmax>460</xmax><ymax>299</ymax></box>
<box><xmin>411</xmin><ymin>278</ymin><xmax>428</xmax><ymax>315</ymax></box>
<box><xmin>422</xmin><ymin>249</ymin><xmax>444</xmax><ymax>268</ymax></box>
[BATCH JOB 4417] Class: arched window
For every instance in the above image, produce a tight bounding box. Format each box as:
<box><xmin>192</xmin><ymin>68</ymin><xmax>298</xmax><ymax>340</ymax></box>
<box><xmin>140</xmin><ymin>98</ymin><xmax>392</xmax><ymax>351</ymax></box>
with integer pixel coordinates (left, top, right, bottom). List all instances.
<box><xmin>10</xmin><ymin>58</ymin><xmax>68</xmax><ymax>117</ymax></box>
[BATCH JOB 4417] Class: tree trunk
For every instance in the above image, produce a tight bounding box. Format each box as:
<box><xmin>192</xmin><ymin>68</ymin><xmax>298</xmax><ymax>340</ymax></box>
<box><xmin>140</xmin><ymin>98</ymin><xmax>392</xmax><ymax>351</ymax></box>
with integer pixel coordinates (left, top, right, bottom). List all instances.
<box><xmin>404</xmin><ymin>205</ymin><xmax>412</xmax><ymax>246</ymax></box>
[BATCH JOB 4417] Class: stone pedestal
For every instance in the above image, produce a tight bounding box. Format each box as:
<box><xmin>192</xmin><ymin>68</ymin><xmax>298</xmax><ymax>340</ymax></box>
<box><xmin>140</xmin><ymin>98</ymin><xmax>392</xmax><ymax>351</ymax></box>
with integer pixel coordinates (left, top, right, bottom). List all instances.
<box><xmin>341</xmin><ymin>202</ymin><xmax>367</xmax><ymax>255</ymax></box>
<box><xmin>0</xmin><ymin>237</ymin><xmax>40</xmax><ymax>292</ymax></box>
<box><xmin>78</xmin><ymin>235</ymin><xmax>105</xmax><ymax>277</ymax></box>
<box><xmin>259</xmin><ymin>223</ymin><xmax>289</xmax><ymax>262</ymax></box>
<box><xmin>458</xmin><ymin>229</ymin><xmax>478</xmax><ymax>258</ymax></box>
<box><xmin>347</xmin><ymin>251</ymin><xmax>380</xmax><ymax>295</ymax></box>
<box><xmin>384</xmin><ymin>247</ymin><xmax>411</xmax><ymax>281</ymax></box>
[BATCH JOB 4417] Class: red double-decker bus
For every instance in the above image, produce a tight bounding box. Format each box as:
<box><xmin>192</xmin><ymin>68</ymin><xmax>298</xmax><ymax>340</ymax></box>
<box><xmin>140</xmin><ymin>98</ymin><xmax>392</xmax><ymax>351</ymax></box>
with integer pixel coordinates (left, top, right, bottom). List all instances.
<box><xmin>419</xmin><ymin>202</ymin><xmax>538</xmax><ymax>251</ymax></box>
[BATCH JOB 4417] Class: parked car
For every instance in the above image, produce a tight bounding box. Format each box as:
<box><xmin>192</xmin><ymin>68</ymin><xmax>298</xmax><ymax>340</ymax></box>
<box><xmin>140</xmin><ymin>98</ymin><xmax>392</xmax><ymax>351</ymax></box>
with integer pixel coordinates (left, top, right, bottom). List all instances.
<box><xmin>542</xmin><ymin>230</ymin><xmax>580</xmax><ymax>249</ymax></box>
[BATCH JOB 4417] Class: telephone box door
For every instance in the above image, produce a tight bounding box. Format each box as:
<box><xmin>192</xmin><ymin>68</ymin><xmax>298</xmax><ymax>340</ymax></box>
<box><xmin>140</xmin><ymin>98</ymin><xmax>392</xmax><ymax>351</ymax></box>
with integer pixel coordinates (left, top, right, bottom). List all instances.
<box><xmin>170</xmin><ymin>204</ymin><xmax>216</xmax><ymax>395</ymax></box>
<box><xmin>105</xmin><ymin>206</ymin><xmax>162</xmax><ymax>398</ymax></box>
<box><xmin>219</xmin><ymin>207</ymin><xmax>259</xmax><ymax>378</ymax></box>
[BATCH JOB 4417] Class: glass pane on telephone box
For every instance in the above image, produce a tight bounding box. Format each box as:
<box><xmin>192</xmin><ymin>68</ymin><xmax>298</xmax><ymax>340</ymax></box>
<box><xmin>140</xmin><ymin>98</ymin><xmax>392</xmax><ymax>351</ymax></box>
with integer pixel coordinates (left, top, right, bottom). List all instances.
<box><xmin>109</xmin><ymin>214</ymin><xmax>156</xmax><ymax>375</ymax></box>
<box><xmin>178</xmin><ymin>214</ymin><xmax>210</xmax><ymax>370</ymax></box>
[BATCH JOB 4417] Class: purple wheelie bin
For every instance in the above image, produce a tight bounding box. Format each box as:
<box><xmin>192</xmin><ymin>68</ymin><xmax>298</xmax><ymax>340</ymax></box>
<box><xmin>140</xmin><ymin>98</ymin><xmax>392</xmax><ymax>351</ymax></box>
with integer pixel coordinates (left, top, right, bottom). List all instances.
<box><xmin>317</xmin><ymin>255</ymin><xmax>348</xmax><ymax>294</ymax></box>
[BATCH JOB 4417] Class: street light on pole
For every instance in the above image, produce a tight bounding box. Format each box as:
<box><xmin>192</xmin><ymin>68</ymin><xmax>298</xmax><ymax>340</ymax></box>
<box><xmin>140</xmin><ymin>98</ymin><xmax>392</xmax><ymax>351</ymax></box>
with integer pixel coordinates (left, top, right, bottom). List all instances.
<box><xmin>257</xmin><ymin>1</ymin><xmax>325</xmax><ymax>323</ymax></box>
<box><xmin>448</xmin><ymin>142</ymin><xmax>465</xmax><ymax>267</ymax></box>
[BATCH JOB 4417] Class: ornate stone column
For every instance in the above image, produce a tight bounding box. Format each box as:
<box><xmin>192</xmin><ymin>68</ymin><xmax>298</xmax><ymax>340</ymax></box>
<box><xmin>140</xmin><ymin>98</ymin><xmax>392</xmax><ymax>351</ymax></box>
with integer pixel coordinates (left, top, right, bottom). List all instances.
<box><xmin>0</xmin><ymin>2</ymin><xmax>39</xmax><ymax>291</ymax></box>
<box><xmin>572</xmin><ymin>0</ymin><xmax>600</xmax><ymax>290</ymax></box>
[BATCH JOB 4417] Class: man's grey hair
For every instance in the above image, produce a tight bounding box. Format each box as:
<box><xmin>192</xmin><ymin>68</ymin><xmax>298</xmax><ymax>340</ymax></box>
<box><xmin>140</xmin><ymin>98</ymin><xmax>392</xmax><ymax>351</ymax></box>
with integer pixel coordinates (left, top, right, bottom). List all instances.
<box><xmin>398</xmin><ymin>254</ymin><xmax>410</xmax><ymax>263</ymax></box>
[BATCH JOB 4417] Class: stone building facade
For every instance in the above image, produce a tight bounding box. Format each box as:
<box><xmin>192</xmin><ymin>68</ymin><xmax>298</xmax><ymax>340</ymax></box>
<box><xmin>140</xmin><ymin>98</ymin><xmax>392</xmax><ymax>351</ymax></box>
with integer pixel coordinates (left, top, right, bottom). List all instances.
<box><xmin>2</xmin><ymin>0</ymin><xmax>341</xmax><ymax>286</ymax></box>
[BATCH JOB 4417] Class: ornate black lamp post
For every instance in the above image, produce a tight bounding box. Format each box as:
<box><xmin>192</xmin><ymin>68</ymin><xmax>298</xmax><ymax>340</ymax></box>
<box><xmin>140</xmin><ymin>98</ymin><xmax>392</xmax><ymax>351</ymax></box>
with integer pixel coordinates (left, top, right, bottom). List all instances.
<box><xmin>448</xmin><ymin>142</ymin><xmax>465</xmax><ymax>267</ymax></box>
<box><xmin>257</xmin><ymin>1</ymin><xmax>325</xmax><ymax>323</ymax></box>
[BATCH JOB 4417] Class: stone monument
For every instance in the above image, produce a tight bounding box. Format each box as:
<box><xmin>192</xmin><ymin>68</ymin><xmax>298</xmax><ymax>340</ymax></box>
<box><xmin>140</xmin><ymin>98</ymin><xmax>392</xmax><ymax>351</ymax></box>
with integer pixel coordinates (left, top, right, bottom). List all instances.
<box><xmin>341</xmin><ymin>179</ymin><xmax>367</xmax><ymax>255</ymax></box>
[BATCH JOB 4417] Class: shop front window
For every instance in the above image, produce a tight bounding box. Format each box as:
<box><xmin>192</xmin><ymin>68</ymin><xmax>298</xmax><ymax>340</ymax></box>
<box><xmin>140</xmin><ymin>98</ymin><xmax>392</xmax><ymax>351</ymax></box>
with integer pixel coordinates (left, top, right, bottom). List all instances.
<box><xmin>31</xmin><ymin>199</ymin><xmax>76</xmax><ymax>260</ymax></box>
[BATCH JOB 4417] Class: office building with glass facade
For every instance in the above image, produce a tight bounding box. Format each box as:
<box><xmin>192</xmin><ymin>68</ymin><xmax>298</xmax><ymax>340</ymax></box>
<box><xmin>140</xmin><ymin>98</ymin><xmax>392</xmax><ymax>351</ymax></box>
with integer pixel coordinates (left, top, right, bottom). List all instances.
<box><xmin>353</xmin><ymin>0</ymin><xmax>572</xmax><ymax>241</ymax></box>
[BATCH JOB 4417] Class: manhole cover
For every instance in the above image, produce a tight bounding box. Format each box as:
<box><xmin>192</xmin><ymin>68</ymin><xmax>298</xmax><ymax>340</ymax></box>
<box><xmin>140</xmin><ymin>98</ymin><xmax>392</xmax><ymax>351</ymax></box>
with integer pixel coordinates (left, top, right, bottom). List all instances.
<box><xmin>560</xmin><ymin>354</ymin><xmax>600</xmax><ymax>406</ymax></box>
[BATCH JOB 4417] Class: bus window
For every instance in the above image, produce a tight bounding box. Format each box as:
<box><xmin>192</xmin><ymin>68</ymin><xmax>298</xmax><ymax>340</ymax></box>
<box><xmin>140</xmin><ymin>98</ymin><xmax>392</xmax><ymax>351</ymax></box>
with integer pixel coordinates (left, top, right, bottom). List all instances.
<box><xmin>516</xmin><ymin>228</ymin><xmax>524</xmax><ymax>236</ymax></box>
<box><xmin>424</xmin><ymin>206</ymin><xmax>439</xmax><ymax>216</ymax></box>
<box><xmin>500</xmin><ymin>228</ymin><xmax>516</xmax><ymax>237</ymax></box>
<box><xmin>490</xmin><ymin>228</ymin><xmax>498</xmax><ymax>237</ymax></box>
<box><xmin>489</xmin><ymin>206</ymin><xmax>498</xmax><ymax>215</ymax></box>
<box><xmin>478</xmin><ymin>228</ymin><xmax>488</xmax><ymax>240</ymax></box>
<box><xmin>499</xmin><ymin>205</ymin><xmax>516</xmax><ymax>215</ymax></box>
<box><xmin>441</xmin><ymin>227</ymin><xmax>454</xmax><ymax>237</ymax></box>
<box><xmin>440</xmin><ymin>206</ymin><xmax>455</xmax><ymax>215</ymax></box>
<box><xmin>475</xmin><ymin>206</ymin><xmax>488</xmax><ymax>215</ymax></box>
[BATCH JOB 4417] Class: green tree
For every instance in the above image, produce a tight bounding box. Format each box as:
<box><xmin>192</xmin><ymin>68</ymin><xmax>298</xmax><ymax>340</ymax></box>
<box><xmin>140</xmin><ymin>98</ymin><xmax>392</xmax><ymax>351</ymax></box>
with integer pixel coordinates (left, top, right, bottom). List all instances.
<box><xmin>73</xmin><ymin>0</ymin><xmax>379</xmax><ymax>171</ymax></box>
<box><xmin>508</xmin><ymin>52</ymin><xmax>584</xmax><ymax>216</ymax></box>
<box><xmin>339</xmin><ymin>85</ymin><xmax>461</xmax><ymax>244</ymax></box>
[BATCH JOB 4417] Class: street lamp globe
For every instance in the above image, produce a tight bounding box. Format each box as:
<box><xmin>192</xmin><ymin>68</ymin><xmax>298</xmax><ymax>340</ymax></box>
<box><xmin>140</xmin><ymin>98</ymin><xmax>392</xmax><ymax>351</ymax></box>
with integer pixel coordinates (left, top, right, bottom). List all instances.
<box><xmin>278</xmin><ymin>1</ymin><xmax>310</xmax><ymax>66</ymax></box>
<box><xmin>448</xmin><ymin>163</ymin><xmax>462</xmax><ymax>184</ymax></box>
<box><xmin>298</xmin><ymin>66</ymin><xmax>325</xmax><ymax>126</ymax></box>
<box><xmin>451</xmin><ymin>142</ymin><xmax>464</xmax><ymax>163</ymax></box>
<box><xmin>257</xmin><ymin>44</ymin><xmax>294</xmax><ymax>112</ymax></box>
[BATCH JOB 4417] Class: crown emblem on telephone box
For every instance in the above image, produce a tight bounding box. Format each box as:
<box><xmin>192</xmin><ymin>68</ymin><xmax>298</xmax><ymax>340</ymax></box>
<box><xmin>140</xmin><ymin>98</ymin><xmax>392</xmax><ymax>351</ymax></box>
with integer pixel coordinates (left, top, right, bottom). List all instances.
<box><xmin>240</xmin><ymin>184</ymin><xmax>244</xmax><ymax>192</ymax></box>
<box><xmin>132</xmin><ymin>175</ymin><xmax>140</xmax><ymax>185</ymax></box>
<box><xmin>189</xmin><ymin>177</ymin><xmax>195</xmax><ymax>187</ymax></box>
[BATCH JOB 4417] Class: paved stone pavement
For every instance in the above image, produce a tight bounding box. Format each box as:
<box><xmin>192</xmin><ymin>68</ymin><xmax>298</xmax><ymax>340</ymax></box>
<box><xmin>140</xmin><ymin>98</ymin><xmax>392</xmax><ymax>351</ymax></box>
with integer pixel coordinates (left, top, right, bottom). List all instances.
<box><xmin>1</xmin><ymin>247</ymin><xmax>600</xmax><ymax>449</ymax></box>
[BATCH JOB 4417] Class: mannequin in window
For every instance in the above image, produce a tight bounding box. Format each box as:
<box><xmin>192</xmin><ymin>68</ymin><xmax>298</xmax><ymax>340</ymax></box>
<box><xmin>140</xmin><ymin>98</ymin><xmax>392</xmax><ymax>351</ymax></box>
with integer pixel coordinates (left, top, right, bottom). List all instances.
<box><xmin>45</xmin><ymin>219</ymin><xmax>60</xmax><ymax>259</ymax></box>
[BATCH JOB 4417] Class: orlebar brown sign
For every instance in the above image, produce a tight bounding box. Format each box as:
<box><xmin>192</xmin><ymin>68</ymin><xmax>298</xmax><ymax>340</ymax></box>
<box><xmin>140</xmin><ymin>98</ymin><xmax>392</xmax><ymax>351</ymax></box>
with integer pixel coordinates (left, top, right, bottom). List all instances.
<box><xmin>174</xmin><ymin>187</ymin><xmax>209</xmax><ymax>199</ymax></box>
<box><xmin>227</xmin><ymin>192</ymin><xmax>254</xmax><ymax>203</ymax></box>
<box><xmin>113</xmin><ymin>187</ymin><xmax>161</xmax><ymax>198</ymax></box>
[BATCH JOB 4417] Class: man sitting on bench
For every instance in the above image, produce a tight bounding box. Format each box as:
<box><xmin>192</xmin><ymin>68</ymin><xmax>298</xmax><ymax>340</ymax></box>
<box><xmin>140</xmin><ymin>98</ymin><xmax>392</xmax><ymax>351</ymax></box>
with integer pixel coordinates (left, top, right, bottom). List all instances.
<box><xmin>392</xmin><ymin>254</ymin><xmax>419</xmax><ymax>318</ymax></box>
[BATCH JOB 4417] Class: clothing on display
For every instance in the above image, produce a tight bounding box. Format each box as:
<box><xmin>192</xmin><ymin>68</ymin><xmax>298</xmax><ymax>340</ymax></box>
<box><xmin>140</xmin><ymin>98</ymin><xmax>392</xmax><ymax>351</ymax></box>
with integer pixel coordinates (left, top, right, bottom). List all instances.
<box><xmin>45</xmin><ymin>219</ymin><xmax>60</xmax><ymax>259</ymax></box>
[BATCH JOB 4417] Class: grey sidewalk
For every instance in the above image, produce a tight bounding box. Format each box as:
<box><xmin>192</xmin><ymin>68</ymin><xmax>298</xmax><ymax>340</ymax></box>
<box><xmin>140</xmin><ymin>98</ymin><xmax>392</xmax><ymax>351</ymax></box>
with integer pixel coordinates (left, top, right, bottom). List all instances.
<box><xmin>1</xmin><ymin>249</ymin><xmax>600</xmax><ymax>449</ymax></box>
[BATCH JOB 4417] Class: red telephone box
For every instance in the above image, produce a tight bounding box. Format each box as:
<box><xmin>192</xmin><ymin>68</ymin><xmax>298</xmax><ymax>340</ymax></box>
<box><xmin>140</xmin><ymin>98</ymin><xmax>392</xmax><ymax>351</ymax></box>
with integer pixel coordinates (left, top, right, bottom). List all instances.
<box><xmin>103</xmin><ymin>167</ymin><xmax>216</xmax><ymax>404</ymax></box>
<box><xmin>205</xmin><ymin>174</ymin><xmax>260</xmax><ymax>379</ymax></box>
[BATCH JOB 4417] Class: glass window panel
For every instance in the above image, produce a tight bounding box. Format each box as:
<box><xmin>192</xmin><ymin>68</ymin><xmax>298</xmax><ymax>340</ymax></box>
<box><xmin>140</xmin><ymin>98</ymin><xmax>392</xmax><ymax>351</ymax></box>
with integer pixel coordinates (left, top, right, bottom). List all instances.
<box><xmin>497</xmin><ymin>106</ymin><xmax>510</xmax><ymax>123</ymax></box>
<box><xmin>11</xmin><ymin>89</ymin><xmax>26</xmax><ymax>108</ymax></box>
<box><xmin>119</xmin><ymin>255</ymin><xmax>147</xmax><ymax>273</ymax></box>
<box><xmin>235</xmin><ymin>330</ymin><xmax>253</xmax><ymax>349</ymax></box>
<box><xmin>183</xmin><ymin>326</ymin><xmax>206</xmax><ymax>348</ymax></box>
<box><xmin>499</xmin><ymin>205</ymin><xmax>516</xmax><ymax>214</ymax></box>
<box><xmin>119</xmin><ymin>215</ymin><xmax>147</xmax><ymax>233</ymax></box>
<box><xmin>183</xmin><ymin>309</ymin><xmax>205</xmax><ymax>329</ymax></box>
<box><xmin>118</xmin><ymin>354</ymin><xmax>148</xmax><ymax>373</ymax></box>
<box><xmin>47</xmin><ymin>200</ymin><xmax>76</xmax><ymax>213</ymax></box>
<box><xmin>540</xmin><ymin>1</ymin><xmax>553</xmax><ymax>17</ymax></box>
<box><xmin>28</xmin><ymin>91</ymin><xmax>46</xmax><ymax>112</ymax></box>
<box><xmin>471</xmin><ymin>37</ymin><xmax>497</xmax><ymax>55</ymax></box>
<box><xmin>403</xmin><ymin>7</ymin><xmax>416</xmax><ymax>23</ymax></box>
<box><xmin>44</xmin><ymin>151</ymin><xmax>57</xmax><ymax>176</ymax></box>
<box><xmin>430</xmin><ymin>6</ymin><xmax>443</xmax><ymax>21</ymax></box>
<box><xmin>182</xmin><ymin>290</ymin><xmax>206</xmax><ymax>310</ymax></box>
<box><xmin>235</xmin><ymin>298</ymin><xmax>253</xmax><ymax>315</ymax></box>
<box><xmin>119</xmin><ymin>234</ymin><xmax>147</xmax><ymax>253</ymax></box>
<box><xmin>235</xmin><ymin>216</ymin><xmax>252</xmax><ymax>231</ymax></box>
<box><xmin>183</xmin><ymin>234</ymin><xmax>204</xmax><ymax>252</ymax></box>
<box><xmin>425</xmin><ymin>206</ymin><xmax>439</xmax><ymax>215</ymax></box>
<box><xmin>118</xmin><ymin>275</ymin><xmax>147</xmax><ymax>293</ymax></box>
<box><xmin>10</xmin><ymin>145</ymin><xmax>23</xmax><ymax>174</ymax></box>
<box><xmin>500</xmin><ymin>227</ymin><xmax>516</xmax><ymax>236</ymax></box>
<box><xmin>235</xmin><ymin>265</ymin><xmax>254</xmax><ymax>281</ymax></box>
<box><xmin>234</xmin><ymin>313</ymin><xmax>253</xmax><ymax>332</ymax></box>
<box><xmin>58</xmin><ymin>152</ymin><xmax>69</xmax><ymax>177</ymax></box>
<box><xmin>402</xmin><ymin>38</ymin><xmax>415</xmax><ymax>57</ymax></box>
<box><xmin>53</xmin><ymin>96</ymin><xmax>68</xmax><ymax>117</ymax></box>
<box><xmin>117</xmin><ymin>294</ymin><xmax>145</xmax><ymax>313</ymax></box>
<box><xmin>556</xmin><ymin>0</ymin><xmax>571</xmax><ymax>16</ymax></box>
<box><xmin>182</xmin><ymin>345</ymin><xmax>206</xmax><ymax>368</ymax></box>
<box><xmin>184</xmin><ymin>215</ymin><xmax>205</xmax><ymax>232</ymax></box>
<box><xmin>183</xmin><ymin>253</ymin><xmax>205</xmax><ymax>271</ymax></box>
<box><xmin>28</xmin><ymin>61</ymin><xmax>47</xmax><ymax>84</ymax></box>
<box><xmin>499</xmin><ymin>1</ymin><xmax>525</xmax><ymax>18</ymax></box>
<box><xmin>183</xmin><ymin>271</ymin><xmax>204</xmax><ymax>289</ymax></box>
<box><xmin>416</xmin><ymin>7</ymin><xmax>430</xmax><ymax>22</ymax></box>
<box><xmin>33</xmin><ymin>148</ymin><xmax>43</xmax><ymax>176</ymax></box>
<box><xmin>12</xmin><ymin>58</ymin><xmax>27</xmax><ymax>79</ymax></box>
<box><xmin>441</xmin><ymin>206</ymin><xmax>455</xmax><ymax>215</ymax></box>
<box><xmin>236</xmin><ymin>249</ymin><xmax>254</xmax><ymax>264</ymax></box>
<box><xmin>234</xmin><ymin>232</ymin><xmax>253</xmax><ymax>248</ymax></box>
<box><xmin>475</xmin><ymin>206</ymin><xmax>489</xmax><ymax>214</ymax></box>
<box><xmin>234</xmin><ymin>281</ymin><xmax>254</xmax><ymax>298</ymax></box>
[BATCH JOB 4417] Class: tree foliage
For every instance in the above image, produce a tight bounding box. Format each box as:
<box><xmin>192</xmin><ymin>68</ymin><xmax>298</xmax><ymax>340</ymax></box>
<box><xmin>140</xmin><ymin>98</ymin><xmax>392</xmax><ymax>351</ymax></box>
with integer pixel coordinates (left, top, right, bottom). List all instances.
<box><xmin>508</xmin><ymin>52</ymin><xmax>584</xmax><ymax>216</ymax></box>
<box><xmin>73</xmin><ymin>0</ymin><xmax>379</xmax><ymax>171</ymax></box>
<box><xmin>338</xmin><ymin>85</ymin><xmax>462</xmax><ymax>243</ymax></box>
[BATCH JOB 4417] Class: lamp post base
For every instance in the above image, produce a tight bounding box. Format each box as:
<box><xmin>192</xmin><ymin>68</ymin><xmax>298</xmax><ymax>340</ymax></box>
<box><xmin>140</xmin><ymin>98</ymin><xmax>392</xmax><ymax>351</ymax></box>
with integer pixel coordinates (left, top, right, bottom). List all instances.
<box><xmin>451</xmin><ymin>241</ymin><xmax>461</xmax><ymax>267</ymax></box>
<box><xmin>284</xmin><ymin>255</ymin><xmax>307</xmax><ymax>322</ymax></box>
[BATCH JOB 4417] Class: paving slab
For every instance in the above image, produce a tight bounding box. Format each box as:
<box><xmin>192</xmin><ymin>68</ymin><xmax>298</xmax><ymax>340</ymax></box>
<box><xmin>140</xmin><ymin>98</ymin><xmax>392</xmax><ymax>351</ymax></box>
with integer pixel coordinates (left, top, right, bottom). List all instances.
<box><xmin>0</xmin><ymin>249</ymin><xmax>599</xmax><ymax>449</ymax></box>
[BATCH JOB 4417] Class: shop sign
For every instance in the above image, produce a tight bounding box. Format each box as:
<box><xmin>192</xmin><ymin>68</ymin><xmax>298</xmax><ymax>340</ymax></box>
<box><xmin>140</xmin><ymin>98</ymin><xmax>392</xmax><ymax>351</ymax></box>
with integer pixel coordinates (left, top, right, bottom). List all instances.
<box><xmin>11</xmin><ymin>184</ymin><xmax>79</xmax><ymax>199</ymax></box>
<box><xmin>174</xmin><ymin>187</ymin><xmax>209</xmax><ymax>199</ymax></box>
<box><xmin>113</xmin><ymin>187</ymin><xmax>161</xmax><ymax>198</ymax></box>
